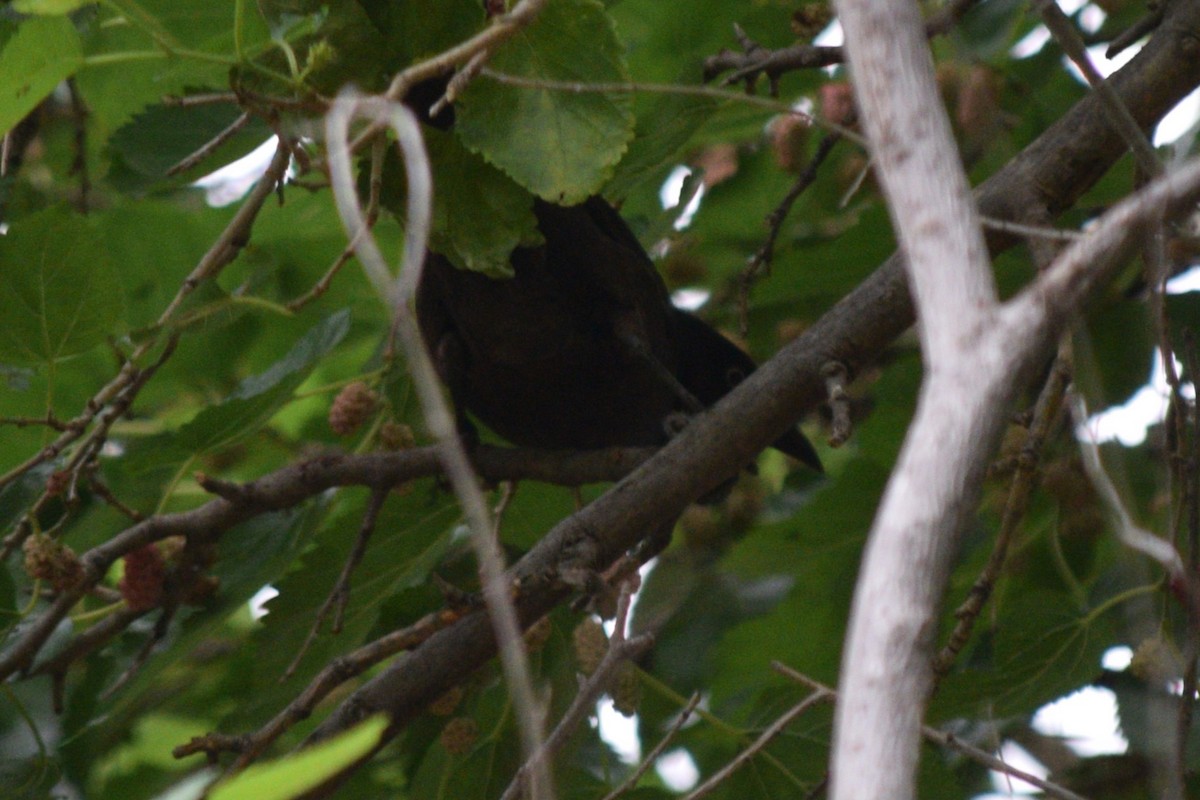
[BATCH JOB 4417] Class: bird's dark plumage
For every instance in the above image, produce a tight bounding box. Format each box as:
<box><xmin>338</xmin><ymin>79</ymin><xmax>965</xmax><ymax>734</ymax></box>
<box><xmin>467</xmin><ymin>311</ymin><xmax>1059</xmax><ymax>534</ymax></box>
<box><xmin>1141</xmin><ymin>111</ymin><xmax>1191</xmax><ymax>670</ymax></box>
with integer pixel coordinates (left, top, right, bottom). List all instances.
<box><xmin>415</xmin><ymin>196</ymin><xmax>822</xmax><ymax>472</ymax></box>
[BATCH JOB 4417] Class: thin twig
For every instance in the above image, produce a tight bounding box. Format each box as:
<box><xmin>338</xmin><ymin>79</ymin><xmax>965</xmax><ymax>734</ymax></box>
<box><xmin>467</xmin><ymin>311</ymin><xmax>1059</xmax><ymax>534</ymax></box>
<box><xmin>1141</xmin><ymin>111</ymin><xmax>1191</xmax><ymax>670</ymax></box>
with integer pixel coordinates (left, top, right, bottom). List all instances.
<box><xmin>822</xmin><ymin>361</ymin><xmax>853</xmax><ymax>447</ymax></box>
<box><xmin>0</xmin><ymin>414</ymin><xmax>73</xmax><ymax>431</ymax></box>
<box><xmin>1071</xmin><ymin>392</ymin><xmax>1188</xmax><ymax>583</ymax></box>
<box><xmin>738</xmin><ymin>128</ymin><xmax>845</xmax><ymax>334</ymax></box>
<box><xmin>162</xmin><ymin>92</ymin><xmax>240</xmax><ymax>107</ymax></box>
<box><xmin>429</xmin><ymin>48</ymin><xmax>490</xmax><ymax>118</ymax></box>
<box><xmin>702</xmin><ymin>0</ymin><xmax>982</xmax><ymax>86</ymax></box>
<box><xmin>771</xmin><ymin>663</ymin><xmax>1090</xmax><ymax>800</ymax></box>
<box><xmin>1036</xmin><ymin>0</ymin><xmax>1160</xmax><ymax>178</ymax></box>
<box><xmin>340</xmin><ymin>0</ymin><xmax>553</xmax><ymax>153</ymax></box>
<box><xmin>979</xmin><ymin>215</ymin><xmax>1084</xmax><ymax>241</ymax></box>
<box><xmin>31</xmin><ymin>606</ymin><xmax>147</xmax><ymax>707</ymax></box>
<box><xmin>283</xmin><ymin>487</ymin><xmax>390</xmax><ymax>679</ymax></box>
<box><xmin>0</xmin><ymin>443</ymin><xmax>653</xmax><ymax>685</ymax></box>
<box><xmin>494</xmin><ymin>481</ymin><xmax>518</xmax><ymax>538</ymax></box>
<box><xmin>84</xmin><ymin>472</ymin><xmax>145</xmax><ymax>522</ymax></box>
<box><xmin>1178</xmin><ymin>334</ymin><xmax>1200</xmax><ymax>792</ymax></box>
<box><xmin>682</xmin><ymin>687</ymin><xmax>834</xmax><ymax>800</ymax></box>
<box><xmin>165</xmin><ymin>111</ymin><xmax>252</xmax><ymax>176</ymax></box>
<box><xmin>933</xmin><ymin>355</ymin><xmax>1070</xmax><ymax>676</ymax></box>
<box><xmin>0</xmin><ymin>142</ymin><xmax>293</xmax><ymax>497</ymax></box>
<box><xmin>287</xmin><ymin>136</ymin><xmax>387</xmax><ymax>311</ymax></box>
<box><xmin>500</xmin><ymin>580</ymin><xmax>653</xmax><ymax>800</ymax></box>
<box><xmin>67</xmin><ymin>78</ymin><xmax>90</xmax><ymax>213</ymax></box>
<box><xmin>600</xmin><ymin>692</ymin><xmax>702</xmax><ymax>800</ymax></box>
<box><xmin>479</xmin><ymin>69</ymin><xmax>867</xmax><ymax>146</ymax></box>
<box><xmin>101</xmin><ymin>616</ymin><xmax>174</xmax><ymax>700</ymax></box>
<box><xmin>1106</xmin><ymin>6</ymin><xmax>1164</xmax><ymax>59</ymax></box>
<box><xmin>177</xmin><ymin>604</ymin><xmax>472</xmax><ymax>769</ymax></box>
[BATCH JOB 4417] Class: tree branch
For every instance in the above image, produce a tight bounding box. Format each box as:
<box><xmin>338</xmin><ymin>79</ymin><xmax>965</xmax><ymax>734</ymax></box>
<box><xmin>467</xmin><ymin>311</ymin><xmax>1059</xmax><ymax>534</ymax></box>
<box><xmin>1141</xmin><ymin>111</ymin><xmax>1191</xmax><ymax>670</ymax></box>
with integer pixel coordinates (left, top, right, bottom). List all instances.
<box><xmin>830</xmin><ymin>0</ymin><xmax>1200</xmax><ymax>788</ymax></box>
<box><xmin>295</xmin><ymin>7</ymin><xmax>1200</xmax><ymax>791</ymax></box>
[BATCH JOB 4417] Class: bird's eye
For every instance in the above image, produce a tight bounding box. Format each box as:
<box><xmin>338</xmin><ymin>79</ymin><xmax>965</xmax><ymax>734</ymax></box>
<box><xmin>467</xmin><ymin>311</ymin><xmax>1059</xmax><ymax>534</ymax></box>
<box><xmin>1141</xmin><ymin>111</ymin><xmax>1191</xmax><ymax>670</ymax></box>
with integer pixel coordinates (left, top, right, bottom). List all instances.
<box><xmin>726</xmin><ymin>367</ymin><xmax>745</xmax><ymax>386</ymax></box>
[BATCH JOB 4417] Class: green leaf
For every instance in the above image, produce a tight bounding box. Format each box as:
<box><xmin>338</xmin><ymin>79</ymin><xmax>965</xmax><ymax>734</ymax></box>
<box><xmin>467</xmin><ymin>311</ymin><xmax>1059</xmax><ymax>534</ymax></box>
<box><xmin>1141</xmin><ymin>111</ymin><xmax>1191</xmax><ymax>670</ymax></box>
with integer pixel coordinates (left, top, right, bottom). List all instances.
<box><xmin>11</xmin><ymin>0</ymin><xmax>92</xmax><ymax>13</ymax></box>
<box><xmin>72</xmin><ymin>0</ymin><xmax>262</xmax><ymax>140</ymax></box>
<box><xmin>381</xmin><ymin>130</ymin><xmax>541</xmax><ymax>276</ymax></box>
<box><xmin>455</xmin><ymin>0</ymin><xmax>634</xmax><ymax>203</ymax></box>
<box><xmin>356</xmin><ymin>0</ymin><xmax>483</xmax><ymax>64</ymax></box>
<box><xmin>208</xmin><ymin>715</ymin><xmax>387</xmax><ymax>800</ymax></box>
<box><xmin>0</xmin><ymin>15</ymin><xmax>82</xmax><ymax>150</ymax></box>
<box><xmin>107</xmin><ymin>102</ymin><xmax>274</xmax><ymax>191</ymax></box>
<box><xmin>228</xmin><ymin>485</ymin><xmax>457</xmax><ymax>724</ymax></box>
<box><xmin>174</xmin><ymin>309</ymin><xmax>350</xmax><ymax>453</ymax></box>
<box><xmin>932</xmin><ymin>586</ymin><xmax>1117</xmax><ymax>721</ymax></box>
<box><xmin>0</xmin><ymin>206</ymin><xmax>122</xmax><ymax>364</ymax></box>
<box><xmin>604</xmin><ymin>66</ymin><xmax>720</xmax><ymax>202</ymax></box>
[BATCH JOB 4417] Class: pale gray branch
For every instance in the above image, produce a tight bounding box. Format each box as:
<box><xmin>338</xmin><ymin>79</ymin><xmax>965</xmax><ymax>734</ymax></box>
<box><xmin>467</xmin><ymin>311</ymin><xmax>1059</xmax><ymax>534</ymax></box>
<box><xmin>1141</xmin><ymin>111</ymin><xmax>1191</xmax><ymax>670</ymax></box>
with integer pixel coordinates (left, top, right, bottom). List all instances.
<box><xmin>324</xmin><ymin>92</ymin><xmax>553</xmax><ymax>800</ymax></box>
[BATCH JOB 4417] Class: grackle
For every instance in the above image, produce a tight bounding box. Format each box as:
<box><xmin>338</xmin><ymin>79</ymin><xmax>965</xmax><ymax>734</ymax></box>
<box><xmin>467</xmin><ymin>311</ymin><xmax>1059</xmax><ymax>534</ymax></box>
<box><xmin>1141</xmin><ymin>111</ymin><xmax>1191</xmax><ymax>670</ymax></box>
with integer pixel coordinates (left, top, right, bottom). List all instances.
<box><xmin>415</xmin><ymin>195</ymin><xmax>822</xmax><ymax>472</ymax></box>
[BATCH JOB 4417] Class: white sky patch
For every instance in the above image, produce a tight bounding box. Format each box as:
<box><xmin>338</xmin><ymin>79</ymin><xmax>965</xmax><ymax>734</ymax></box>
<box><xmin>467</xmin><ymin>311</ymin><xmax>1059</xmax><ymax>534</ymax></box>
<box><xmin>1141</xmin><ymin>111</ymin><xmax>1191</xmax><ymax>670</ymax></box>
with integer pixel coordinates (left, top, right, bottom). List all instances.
<box><xmin>1158</xmin><ymin>86</ymin><xmax>1200</xmax><ymax>148</ymax></box>
<box><xmin>1062</xmin><ymin>41</ymin><xmax>1137</xmax><ymax>86</ymax></box>
<box><xmin>1103</xmin><ymin>645</ymin><xmax>1134</xmax><ymax>671</ymax></box>
<box><xmin>596</xmin><ymin>699</ymin><xmax>641</xmax><ymax>764</ymax></box>
<box><xmin>597</xmin><ymin>559</ymin><xmax>657</xmax><ymax>765</ymax></box>
<box><xmin>1011</xmin><ymin>25</ymin><xmax>1052</xmax><ymax>59</ymax></box>
<box><xmin>814</xmin><ymin>19</ymin><xmax>844</xmax><ymax>48</ymax></box>
<box><xmin>671</xmin><ymin>288</ymin><xmax>711</xmax><ymax>311</ymax></box>
<box><xmin>1167</xmin><ymin>264</ymin><xmax>1200</xmax><ymax>294</ymax></box>
<box><xmin>972</xmin><ymin>656</ymin><xmax>1133</xmax><ymax>799</ymax></box>
<box><xmin>1082</xmin><ymin>349</ymin><xmax>1195</xmax><ymax>447</ymax></box>
<box><xmin>194</xmin><ymin>136</ymin><xmax>279</xmax><ymax>206</ymax></box>
<box><xmin>1078</xmin><ymin>3</ymin><xmax>1107</xmax><ymax>33</ymax></box>
<box><xmin>659</xmin><ymin>165</ymin><xmax>705</xmax><ymax>230</ymax></box>
<box><xmin>1011</xmin><ymin>0</ymin><xmax>1090</xmax><ymax>58</ymax></box>
<box><xmin>248</xmin><ymin>585</ymin><xmax>278</xmax><ymax>620</ymax></box>
<box><xmin>1032</xmin><ymin>686</ymin><xmax>1128</xmax><ymax>756</ymax></box>
<box><xmin>657</xmin><ymin>747</ymin><xmax>701</xmax><ymax>791</ymax></box>
<box><xmin>983</xmin><ymin>740</ymin><xmax>1049</xmax><ymax>796</ymax></box>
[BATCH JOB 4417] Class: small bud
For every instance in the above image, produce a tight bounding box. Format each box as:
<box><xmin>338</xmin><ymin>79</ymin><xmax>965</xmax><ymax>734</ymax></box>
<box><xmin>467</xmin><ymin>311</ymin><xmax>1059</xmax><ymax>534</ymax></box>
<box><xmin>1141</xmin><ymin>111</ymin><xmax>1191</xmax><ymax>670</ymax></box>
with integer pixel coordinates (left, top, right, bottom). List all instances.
<box><xmin>430</xmin><ymin>685</ymin><xmax>465</xmax><ymax>716</ymax></box>
<box><xmin>439</xmin><ymin>716</ymin><xmax>479</xmax><ymax>755</ymax></box>
<box><xmin>119</xmin><ymin>544</ymin><xmax>166</xmax><ymax>612</ymax></box>
<box><xmin>610</xmin><ymin>661</ymin><xmax>642</xmax><ymax>717</ymax></box>
<box><xmin>329</xmin><ymin>382</ymin><xmax>379</xmax><ymax>436</ymax></box>
<box><xmin>692</xmin><ymin>143</ymin><xmax>738</xmax><ymax>188</ymax></box>
<box><xmin>1129</xmin><ymin>636</ymin><xmax>1182</xmax><ymax>684</ymax></box>
<box><xmin>23</xmin><ymin>535</ymin><xmax>85</xmax><ymax>592</ymax></box>
<box><xmin>773</xmin><ymin>116</ymin><xmax>811</xmax><ymax>173</ymax></box>
<box><xmin>776</xmin><ymin>318</ymin><xmax>809</xmax><ymax>346</ymax></box>
<box><xmin>791</xmin><ymin>3</ymin><xmax>833</xmax><ymax>40</ymax></box>
<box><xmin>573</xmin><ymin>618</ymin><xmax>609</xmax><ymax>675</ymax></box>
<box><xmin>45</xmin><ymin>470</ymin><xmax>70</xmax><ymax>497</ymax></box>
<box><xmin>524</xmin><ymin>616</ymin><xmax>553</xmax><ymax>653</ymax></box>
<box><xmin>680</xmin><ymin>505</ymin><xmax>722</xmax><ymax>549</ymax></box>
<box><xmin>378</xmin><ymin>421</ymin><xmax>416</xmax><ymax>450</ymax></box>
<box><xmin>819</xmin><ymin>82</ymin><xmax>855</xmax><ymax>127</ymax></box>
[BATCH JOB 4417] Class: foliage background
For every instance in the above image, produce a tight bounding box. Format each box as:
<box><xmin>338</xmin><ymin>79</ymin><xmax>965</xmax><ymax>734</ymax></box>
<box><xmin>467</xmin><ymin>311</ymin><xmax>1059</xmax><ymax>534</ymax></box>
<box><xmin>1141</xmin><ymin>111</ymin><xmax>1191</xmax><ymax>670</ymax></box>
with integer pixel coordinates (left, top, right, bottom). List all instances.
<box><xmin>0</xmin><ymin>0</ymin><xmax>1197</xmax><ymax>798</ymax></box>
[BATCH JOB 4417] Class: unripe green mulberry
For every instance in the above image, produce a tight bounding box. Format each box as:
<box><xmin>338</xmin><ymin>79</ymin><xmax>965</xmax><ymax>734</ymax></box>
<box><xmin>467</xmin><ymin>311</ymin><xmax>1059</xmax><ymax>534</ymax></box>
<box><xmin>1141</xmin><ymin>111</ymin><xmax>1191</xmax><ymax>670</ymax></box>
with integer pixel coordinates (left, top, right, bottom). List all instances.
<box><xmin>573</xmin><ymin>618</ymin><xmax>608</xmax><ymax>675</ymax></box>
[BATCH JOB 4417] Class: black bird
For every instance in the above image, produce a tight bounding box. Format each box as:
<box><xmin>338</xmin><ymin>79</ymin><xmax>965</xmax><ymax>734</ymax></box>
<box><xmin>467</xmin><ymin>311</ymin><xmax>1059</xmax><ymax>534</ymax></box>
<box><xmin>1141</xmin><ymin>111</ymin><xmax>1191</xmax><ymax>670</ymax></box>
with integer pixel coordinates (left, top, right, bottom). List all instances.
<box><xmin>415</xmin><ymin>195</ymin><xmax>822</xmax><ymax>472</ymax></box>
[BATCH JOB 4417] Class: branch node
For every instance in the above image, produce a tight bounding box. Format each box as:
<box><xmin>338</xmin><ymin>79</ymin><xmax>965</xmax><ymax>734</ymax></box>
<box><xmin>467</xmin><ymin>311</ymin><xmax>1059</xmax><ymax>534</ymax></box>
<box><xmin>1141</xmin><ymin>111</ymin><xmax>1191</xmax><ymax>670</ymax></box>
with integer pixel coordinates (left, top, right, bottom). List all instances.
<box><xmin>821</xmin><ymin>360</ymin><xmax>853</xmax><ymax>447</ymax></box>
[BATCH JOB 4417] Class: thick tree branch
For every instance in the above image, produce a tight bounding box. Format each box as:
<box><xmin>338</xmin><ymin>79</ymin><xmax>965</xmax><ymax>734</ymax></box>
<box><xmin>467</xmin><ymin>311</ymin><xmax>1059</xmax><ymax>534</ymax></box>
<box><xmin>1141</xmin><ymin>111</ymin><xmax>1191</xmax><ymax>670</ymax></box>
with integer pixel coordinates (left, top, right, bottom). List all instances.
<box><xmin>831</xmin><ymin>1</ymin><xmax>995</xmax><ymax>796</ymax></box>
<box><xmin>0</xmin><ymin>445</ymin><xmax>653</xmax><ymax>683</ymax></box>
<box><xmin>9</xmin><ymin>6</ymin><xmax>1200</xmax><ymax>795</ymax></box>
<box><xmin>830</xmin><ymin>0</ymin><xmax>1200</xmax><ymax>792</ymax></box>
<box><xmin>297</xmin><ymin>6</ymin><xmax>1200</xmax><ymax>789</ymax></box>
